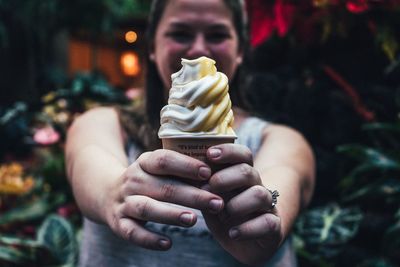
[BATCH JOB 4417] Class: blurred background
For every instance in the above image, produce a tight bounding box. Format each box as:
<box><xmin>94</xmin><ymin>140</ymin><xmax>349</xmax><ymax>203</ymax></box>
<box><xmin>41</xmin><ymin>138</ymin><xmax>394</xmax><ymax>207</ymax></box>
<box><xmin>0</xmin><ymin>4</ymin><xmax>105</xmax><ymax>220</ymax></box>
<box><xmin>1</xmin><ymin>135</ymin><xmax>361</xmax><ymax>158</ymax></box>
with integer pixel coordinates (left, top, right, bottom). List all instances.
<box><xmin>0</xmin><ymin>0</ymin><xmax>399</xmax><ymax>266</ymax></box>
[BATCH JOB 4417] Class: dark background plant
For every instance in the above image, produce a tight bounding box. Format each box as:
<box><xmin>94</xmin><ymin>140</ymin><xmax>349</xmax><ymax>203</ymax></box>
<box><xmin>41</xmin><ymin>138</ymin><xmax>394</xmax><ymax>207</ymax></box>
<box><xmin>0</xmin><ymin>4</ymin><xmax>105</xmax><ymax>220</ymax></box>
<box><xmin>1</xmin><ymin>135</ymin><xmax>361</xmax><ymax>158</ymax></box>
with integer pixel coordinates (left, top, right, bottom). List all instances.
<box><xmin>0</xmin><ymin>0</ymin><xmax>150</xmax><ymax>106</ymax></box>
<box><xmin>0</xmin><ymin>73</ymin><xmax>129</xmax><ymax>266</ymax></box>
<box><xmin>244</xmin><ymin>1</ymin><xmax>400</xmax><ymax>266</ymax></box>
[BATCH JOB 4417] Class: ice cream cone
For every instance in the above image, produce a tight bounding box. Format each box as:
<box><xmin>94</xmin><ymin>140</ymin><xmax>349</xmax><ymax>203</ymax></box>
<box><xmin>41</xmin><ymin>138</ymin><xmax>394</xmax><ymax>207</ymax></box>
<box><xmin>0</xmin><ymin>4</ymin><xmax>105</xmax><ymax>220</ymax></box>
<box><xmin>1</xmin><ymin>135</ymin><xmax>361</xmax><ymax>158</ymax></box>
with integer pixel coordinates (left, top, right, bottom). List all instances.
<box><xmin>162</xmin><ymin>136</ymin><xmax>235</xmax><ymax>163</ymax></box>
<box><xmin>158</xmin><ymin>56</ymin><xmax>237</xmax><ymax>166</ymax></box>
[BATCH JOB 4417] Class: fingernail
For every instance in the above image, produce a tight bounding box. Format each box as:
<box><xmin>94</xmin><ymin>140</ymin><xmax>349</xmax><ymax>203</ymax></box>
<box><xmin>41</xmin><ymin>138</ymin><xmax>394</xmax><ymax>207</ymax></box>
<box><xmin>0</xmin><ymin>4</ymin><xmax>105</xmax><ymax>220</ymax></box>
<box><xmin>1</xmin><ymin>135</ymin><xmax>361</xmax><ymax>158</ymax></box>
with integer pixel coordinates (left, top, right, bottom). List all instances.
<box><xmin>180</xmin><ymin>213</ymin><xmax>194</xmax><ymax>226</ymax></box>
<box><xmin>158</xmin><ymin>239</ymin><xmax>170</xmax><ymax>249</ymax></box>
<box><xmin>229</xmin><ymin>228</ymin><xmax>240</xmax><ymax>240</ymax></box>
<box><xmin>209</xmin><ymin>148</ymin><xmax>221</xmax><ymax>159</ymax></box>
<box><xmin>198</xmin><ymin>166</ymin><xmax>211</xmax><ymax>180</ymax></box>
<box><xmin>209</xmin><ymin>199</ymin><xmax>223</xmax><ymax>213</ymax></box>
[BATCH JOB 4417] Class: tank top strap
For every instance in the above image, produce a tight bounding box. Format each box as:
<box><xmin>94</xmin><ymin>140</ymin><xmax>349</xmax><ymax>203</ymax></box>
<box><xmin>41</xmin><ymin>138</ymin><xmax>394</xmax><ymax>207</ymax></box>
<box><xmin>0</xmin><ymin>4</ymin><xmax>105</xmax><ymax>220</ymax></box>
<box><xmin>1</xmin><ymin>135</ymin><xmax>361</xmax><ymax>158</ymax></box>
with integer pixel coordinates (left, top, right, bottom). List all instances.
<box><xmin>235</xmin><ymin>116</ymin><xmax>269</xmax><ymax>156</ymax></box>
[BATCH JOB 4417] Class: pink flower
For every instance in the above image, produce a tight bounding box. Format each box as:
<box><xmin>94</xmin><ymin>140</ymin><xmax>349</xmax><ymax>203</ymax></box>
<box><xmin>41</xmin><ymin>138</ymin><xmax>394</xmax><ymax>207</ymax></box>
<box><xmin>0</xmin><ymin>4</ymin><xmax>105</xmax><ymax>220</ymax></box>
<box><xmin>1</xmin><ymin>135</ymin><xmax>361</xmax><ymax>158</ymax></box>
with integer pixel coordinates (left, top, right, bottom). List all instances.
<box><xmin>346</xmin><ymin>0</ymin><xmax>370</xmax><ymax>13</ymax></box>
<box><xmin>125</xmin><ymin>87</ymin><xmax>143</xmax><ymax>100</ymax></box>
<box><xmin>57</xmin><ymin>204</ymin><xmax>78</xmax><ymax>218</ymax></box>
<box><xmin>274</xmin><ymin>0</ymin><xmax>296</xmax><ymax>37</ymax></box>
<box><xmin>33</xmin><ymin>126</ymin><xmax>60</xmax><ymax>145</ymax></box>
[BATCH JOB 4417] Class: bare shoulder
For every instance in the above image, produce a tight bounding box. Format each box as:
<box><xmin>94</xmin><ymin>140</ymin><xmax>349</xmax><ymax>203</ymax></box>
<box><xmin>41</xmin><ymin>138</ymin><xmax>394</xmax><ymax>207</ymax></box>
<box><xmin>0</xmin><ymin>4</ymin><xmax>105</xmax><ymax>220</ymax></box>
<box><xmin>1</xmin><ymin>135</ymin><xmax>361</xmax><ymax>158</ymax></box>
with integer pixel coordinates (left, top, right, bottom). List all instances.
<box><xmin>67</xmin><ymin>106</ymin><xmax>125</xmax><ymax>145</ymax></box>
<box><xmin>72</xmin><ymin>106</ymin><xmax>119</xmax><ymax>126</ymax></box>
<box><xmin>68</xmin><ymin>107</ymin><xmax>123</xmax><ymax>137</ymax></box>
<box><xmin>262</xmin><ymin>123</ymin><xmax>308</xmax><ymax>145</ymax></box>
<box><xmin>257</xmin><ymin>123</ymin><xmax>315</xmax><ymax>173</ymax></box>
<box><xmin>66</xmin><ymin>106</ymin><xmax>127</xmax><ymax>160</ymax></box>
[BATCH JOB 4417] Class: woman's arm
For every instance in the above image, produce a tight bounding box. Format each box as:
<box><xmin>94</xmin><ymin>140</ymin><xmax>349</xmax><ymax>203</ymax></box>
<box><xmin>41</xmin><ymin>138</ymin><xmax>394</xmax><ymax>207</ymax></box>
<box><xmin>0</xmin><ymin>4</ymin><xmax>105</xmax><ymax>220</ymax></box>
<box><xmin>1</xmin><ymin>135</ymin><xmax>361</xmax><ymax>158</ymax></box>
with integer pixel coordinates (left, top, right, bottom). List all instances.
<box><xmin>65</xmin><ymin>107</ymin><xmax>226</xmax><ymax>250</ymax></box>
<box><xmin>65</xmin><ymin>107</ymin><xmax>129</xmax><ymax>223</ymax></box>
<box><xmin>202</xmin><ymin>123</ymin><xmax>315</xmax><ymax>266</ymax></box>
<box><xmin>255</xmin><ymin>124</ymin><xmax>315</xmax><ymax>239</ymax></box>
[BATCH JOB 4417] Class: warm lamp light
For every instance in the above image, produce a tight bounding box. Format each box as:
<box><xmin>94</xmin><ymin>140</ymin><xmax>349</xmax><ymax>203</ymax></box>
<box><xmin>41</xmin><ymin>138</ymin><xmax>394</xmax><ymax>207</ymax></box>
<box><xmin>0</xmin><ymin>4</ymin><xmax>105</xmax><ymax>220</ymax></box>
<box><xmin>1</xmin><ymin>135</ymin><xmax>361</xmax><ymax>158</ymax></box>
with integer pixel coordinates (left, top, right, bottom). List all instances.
<box><xmin>120</xmin><ymin>51</ymin><xmax>140</xmax><ymax>76</ymax></box>
<box><xmin>125</xmin><ymin>31</ymin><xmax>138</xmax><ymax>43</ymax></box>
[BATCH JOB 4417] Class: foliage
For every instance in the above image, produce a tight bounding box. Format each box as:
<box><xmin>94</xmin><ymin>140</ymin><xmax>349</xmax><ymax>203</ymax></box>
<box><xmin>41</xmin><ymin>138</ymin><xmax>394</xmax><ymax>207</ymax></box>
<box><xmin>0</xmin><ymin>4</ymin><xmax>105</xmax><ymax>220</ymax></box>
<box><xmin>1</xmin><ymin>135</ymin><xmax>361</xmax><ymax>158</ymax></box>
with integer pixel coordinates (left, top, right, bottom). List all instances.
<box><xmin>0</xmin><ymin>0</ymin><xmax>151</xmax><ymax>106</ymax></box>
<box><xmin>0</xmin><ymin>215</ymin><xmax>78</xmax><ymax>266</ymax></box>
<box><xmin>245</xmin><ymin>1</ymin><xmax>400</xmax><ymax>266</ymax></box>
<box><xmin>295</xmin><ymin>204</ymin><xmax>363</xmax><ymax>260</ymax></box>
<box><xmin>0</xmin><ymin>1</ymin><xmax>138</xmax><ymax>264</ymax></box>
<box><xmin>283</xmin><ymin>66</ymin><xmax>400</xmax><ymax>267</ymax></box>
<box><xmin>0</xmin><ymin>72</ymin><xmax>130</xmax><ymax>266</ymax></box>
<box><xmin>0</xmin><ymin>0</ymin><xmax>151</xmax><ymax>38</ymax></box>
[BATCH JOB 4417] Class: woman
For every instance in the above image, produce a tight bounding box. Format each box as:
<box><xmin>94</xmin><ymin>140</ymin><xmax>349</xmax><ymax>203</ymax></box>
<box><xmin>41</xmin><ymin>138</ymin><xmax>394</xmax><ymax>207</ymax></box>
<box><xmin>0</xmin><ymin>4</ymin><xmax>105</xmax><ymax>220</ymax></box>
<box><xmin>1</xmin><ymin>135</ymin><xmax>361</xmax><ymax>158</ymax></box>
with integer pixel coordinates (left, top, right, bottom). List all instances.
<box><xmin>65</xmin><ymin>0</ymin><xmax>315</xmax><ymax>266</ymax></box>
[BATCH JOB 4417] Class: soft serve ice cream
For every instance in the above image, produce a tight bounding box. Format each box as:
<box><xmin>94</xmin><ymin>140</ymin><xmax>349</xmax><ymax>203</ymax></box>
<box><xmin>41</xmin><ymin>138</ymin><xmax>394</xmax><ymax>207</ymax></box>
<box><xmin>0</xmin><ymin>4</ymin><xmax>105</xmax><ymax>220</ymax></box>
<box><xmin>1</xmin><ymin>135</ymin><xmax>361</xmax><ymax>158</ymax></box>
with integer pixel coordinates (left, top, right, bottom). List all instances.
<box><xmin>158</xmin><ymin>56</ymin><xmax>236</xmax><ymax>162</ymax></box>
<box><xmin>158</xmin><ymin>56</ymin><xmax>236</xmax><ymax>138</ymax></box>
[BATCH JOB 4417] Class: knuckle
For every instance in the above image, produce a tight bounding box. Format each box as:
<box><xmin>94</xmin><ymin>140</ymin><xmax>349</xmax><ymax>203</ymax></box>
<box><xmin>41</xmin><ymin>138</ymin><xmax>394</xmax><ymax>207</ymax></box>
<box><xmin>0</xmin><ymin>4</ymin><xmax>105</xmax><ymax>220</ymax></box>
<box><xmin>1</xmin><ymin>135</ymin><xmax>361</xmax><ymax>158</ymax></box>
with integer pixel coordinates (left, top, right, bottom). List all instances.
<box><xmin>155</xmin><ymin>153</ymin><xmax>169</xmax><ymax>170</ymax></box>
<box><xmin>243</xmin><ymin>147</ymin><xmax>253</xmax><ymax>162</ymax></box>
<box><xmin>226</xmin><ymin>199</ymin><xmax>237</xmax><ymax>213</ymax></box>
<box><xmin>264</xmin><ymin>214</ymin><xmax>281</xmax><ymax>233</ymax></box>
<box><xmin>108</xmin><ymin>211</ymin><xmax>121</xmax><ymax>233</ymax></box>
<box><xmin>121</xmin><ymin>170</ymin><xmax>144</xmax><ymax>193</ymax></box>
<box><xmin>120</xmin><ymin>221</ymin><xmax>137</xmax><ymax>241</ymax></box>
<box><xmin>160</xmin><ymin>183</ymin><xmax>176</xmax><ymax>199</ymax></box>
<box><xmin>210</xmin><ymin>173</ymin><xmax>224</xmax><ymax>189</ymax></box>
<box><xmin>239</xmin><ymin>221</ymin><xmax>252</xmax><ymax>234</ymax></box>
<box><xmin>252</xmin><ymin>185</ymin><xmax>269</xmax><ymax>202</ymax></box>
<box><xmin>137</xmin><ymin>151</ymin><xmax>151</xmax><ymax>164</ymax></box>
<box><xmin>135</xmin><ymin>197</ymin><xmax>151</xmax><ymax>220</ymax></box>
<box><xmin>121</xmin><ymin>173</ymin><xmax>130</xmax><ymax>185</ymax></box>
<box><xmin>239</xmin><ymin>163</ymin><xmax>253</xmax><ymax>179</ymax></box>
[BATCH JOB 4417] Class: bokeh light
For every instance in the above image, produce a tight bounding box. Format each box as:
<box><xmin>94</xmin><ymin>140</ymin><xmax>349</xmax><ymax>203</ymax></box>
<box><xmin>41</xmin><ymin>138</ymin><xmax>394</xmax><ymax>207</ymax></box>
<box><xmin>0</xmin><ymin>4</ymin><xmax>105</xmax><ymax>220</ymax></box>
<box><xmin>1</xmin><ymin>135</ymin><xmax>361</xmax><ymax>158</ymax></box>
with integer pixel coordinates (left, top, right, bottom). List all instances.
<box><xmin>125</xmin><ymin>31</ymin><xmax>138</xmax><ymax>43</ymax></box>
<box><xmin>120</xmin><ymin>51</ymin><xmax>140</xmax><ymax>76</ymax></box>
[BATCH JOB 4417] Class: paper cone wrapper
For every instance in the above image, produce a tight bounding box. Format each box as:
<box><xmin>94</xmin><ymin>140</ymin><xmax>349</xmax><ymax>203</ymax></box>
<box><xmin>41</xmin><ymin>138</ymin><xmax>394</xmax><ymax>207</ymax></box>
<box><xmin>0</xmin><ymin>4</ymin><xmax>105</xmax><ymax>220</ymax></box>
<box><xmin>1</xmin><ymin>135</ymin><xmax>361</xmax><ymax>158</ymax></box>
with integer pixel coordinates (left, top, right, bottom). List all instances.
<box><xmin>162</xmin><ymin>136</ymin><xmax>236</xmax><ymax>163</ymax></box>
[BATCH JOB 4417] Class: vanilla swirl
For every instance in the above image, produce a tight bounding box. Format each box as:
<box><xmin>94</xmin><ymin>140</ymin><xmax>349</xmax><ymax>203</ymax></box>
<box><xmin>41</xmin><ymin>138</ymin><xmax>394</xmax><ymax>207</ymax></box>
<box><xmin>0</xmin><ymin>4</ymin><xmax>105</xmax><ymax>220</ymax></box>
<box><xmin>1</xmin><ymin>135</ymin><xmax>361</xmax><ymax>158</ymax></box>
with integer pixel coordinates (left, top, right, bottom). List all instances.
<box><xmin>158</xmin><ymin>57</ymin><xmax>236</xmax><ymax>138</ymax></box>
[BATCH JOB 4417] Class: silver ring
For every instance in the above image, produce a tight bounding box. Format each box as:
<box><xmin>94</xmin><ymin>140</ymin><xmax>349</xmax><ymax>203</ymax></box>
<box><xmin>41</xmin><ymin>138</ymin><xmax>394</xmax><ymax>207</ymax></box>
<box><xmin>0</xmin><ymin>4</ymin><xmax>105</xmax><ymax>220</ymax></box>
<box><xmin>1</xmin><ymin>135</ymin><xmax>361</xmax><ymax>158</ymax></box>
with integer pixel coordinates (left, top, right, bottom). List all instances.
<box><xmin>268</xmin><ymin>189</ymin><xmax>279</xmax><ymax>209</ymax></box>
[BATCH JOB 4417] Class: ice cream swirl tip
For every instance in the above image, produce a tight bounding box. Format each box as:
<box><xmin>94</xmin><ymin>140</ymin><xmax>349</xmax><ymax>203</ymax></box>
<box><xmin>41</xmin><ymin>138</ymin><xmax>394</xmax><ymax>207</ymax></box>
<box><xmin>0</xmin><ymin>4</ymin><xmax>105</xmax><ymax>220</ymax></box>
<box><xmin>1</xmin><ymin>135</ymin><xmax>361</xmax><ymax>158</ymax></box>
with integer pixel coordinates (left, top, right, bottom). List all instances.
<box><xmin>158</xmin><ymin>56</ymin><xmax>236</xmax><ymax>138</ymax></box>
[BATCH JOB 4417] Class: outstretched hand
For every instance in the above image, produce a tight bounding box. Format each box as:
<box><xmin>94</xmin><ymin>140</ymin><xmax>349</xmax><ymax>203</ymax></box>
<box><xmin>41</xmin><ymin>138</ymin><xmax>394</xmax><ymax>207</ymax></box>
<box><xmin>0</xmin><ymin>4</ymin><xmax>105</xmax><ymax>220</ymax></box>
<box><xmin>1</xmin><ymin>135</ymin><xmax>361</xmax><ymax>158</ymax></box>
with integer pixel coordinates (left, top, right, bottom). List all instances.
<box><xmin>104</xmin><ymin>149</ymin><xmax>224</xmax><ymax>251</ymax></box>
<box><xmin>202</xmin><ymin>144</ymin><xmax>283</xmax><ymax>265</ymax></box>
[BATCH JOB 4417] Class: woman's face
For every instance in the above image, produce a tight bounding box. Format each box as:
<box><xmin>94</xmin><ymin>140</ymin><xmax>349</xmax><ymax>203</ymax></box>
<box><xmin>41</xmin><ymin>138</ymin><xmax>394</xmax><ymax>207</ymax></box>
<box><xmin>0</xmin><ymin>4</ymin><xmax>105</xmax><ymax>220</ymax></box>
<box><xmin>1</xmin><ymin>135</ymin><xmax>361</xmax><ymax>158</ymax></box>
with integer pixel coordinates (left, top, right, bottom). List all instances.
<box><xmin>150</xmin><ymin>0</ymin><xmax>243</xmax><ymax>91</ymax></box>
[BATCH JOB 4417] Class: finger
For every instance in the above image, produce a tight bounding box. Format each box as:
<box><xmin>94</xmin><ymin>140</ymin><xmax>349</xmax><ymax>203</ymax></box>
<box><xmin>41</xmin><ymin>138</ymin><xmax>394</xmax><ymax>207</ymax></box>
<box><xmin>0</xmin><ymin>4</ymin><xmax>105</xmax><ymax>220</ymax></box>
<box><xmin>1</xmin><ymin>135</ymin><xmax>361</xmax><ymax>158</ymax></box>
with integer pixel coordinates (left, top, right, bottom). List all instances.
<box><xmin>138</xmin><ymin>150</ymin><xmax>211</xmax><ymax>181</ymax></box>
<box><xmin>224</xmin><ymin>185</ymin><xmax>272</xmax><ymax>219</ymax></box>
<box><xmin>207</xmin><ymin>143</ymin><xmax>253</xmax><ymax>165</ymax></box>
<box><xmin>117</xmin><ymin>218</ymin><xmax>171</xmax><ymax>250</ymax></box>
<box><xmin>124</xmin><ymin>171</ymin><xmax>224</xmax><ymax>213</ymax></box>
<box><xmin>228</xmin><ymin>213</ymin><xmax>281</xmax><ymax>241</ymax></box>
<box><xmin>122</xmin><ymin>195</ymin><xmax>197</xmax><ymax>227</ymax></box>
<box><xmin>209</xmin><ymin>163</ymin><xmax>261</xmax><ymax>193</ymax></box>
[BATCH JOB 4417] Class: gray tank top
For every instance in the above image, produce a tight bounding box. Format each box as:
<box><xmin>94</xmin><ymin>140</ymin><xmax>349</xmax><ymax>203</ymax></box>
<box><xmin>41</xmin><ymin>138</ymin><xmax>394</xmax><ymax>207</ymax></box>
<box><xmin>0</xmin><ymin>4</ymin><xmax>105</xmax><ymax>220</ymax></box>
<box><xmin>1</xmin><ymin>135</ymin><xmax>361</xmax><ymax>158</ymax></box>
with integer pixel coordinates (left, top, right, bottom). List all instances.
<box><xmin>79</xmin><ymin>117</ymin><xmax>297</xmax><ymax>267</ymax></box>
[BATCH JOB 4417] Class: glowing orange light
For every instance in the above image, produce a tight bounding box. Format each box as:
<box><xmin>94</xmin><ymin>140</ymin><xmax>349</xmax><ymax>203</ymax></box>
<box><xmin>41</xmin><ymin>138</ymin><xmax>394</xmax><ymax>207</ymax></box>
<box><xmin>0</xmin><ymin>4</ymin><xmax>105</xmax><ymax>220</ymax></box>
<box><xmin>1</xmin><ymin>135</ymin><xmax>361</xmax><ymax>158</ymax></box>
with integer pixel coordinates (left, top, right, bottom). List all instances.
<box><xmin>121</xmin><ymin>51</ymin><xmax>140</xmax><ymax>76</ymax></box>
<box><xmin>125</xmin><ymin>31</ymin><xmax>138</xmax><ymax>43</ymax></box>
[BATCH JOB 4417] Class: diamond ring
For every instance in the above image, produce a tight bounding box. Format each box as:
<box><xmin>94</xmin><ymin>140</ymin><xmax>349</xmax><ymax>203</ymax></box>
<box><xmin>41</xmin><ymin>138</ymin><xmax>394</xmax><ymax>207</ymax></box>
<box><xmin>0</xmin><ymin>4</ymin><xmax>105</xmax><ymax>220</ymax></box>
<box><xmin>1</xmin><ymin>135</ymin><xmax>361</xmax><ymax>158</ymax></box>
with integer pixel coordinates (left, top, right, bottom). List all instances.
<box><xmin>268</xmin><ymin>189</ymin><xmax>280</xmax><ymax>209</ymax></box>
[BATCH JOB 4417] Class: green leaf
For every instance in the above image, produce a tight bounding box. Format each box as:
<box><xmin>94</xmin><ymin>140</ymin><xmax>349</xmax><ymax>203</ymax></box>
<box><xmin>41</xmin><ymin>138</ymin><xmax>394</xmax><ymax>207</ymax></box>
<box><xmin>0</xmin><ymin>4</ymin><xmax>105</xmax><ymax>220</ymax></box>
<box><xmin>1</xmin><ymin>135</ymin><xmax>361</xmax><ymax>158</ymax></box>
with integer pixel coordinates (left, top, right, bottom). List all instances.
<box><xmin>0</xmin><ymin>194</ymin><xmax>65</xmax><ymax>225</ymax></box>
<box><xmin>362</xmin><ymin>122</ymin><xmax>400</xmax><ymax>133</ymax></box>
<box><xmin>0</xmin><ymin>244</ymin><xmax>33</xmax><ymax>264</ymax></box>
<box><xmin>37</xmin><ymin>215</ymin><xmax>77</xmax><ymax>265</ymax></box>
<box><xmin>337</xmin><ymin>145</ymin><xmax>400</xmax><ymax>170</ymax></box>
<box><xmin>385</xmin><ymin>208</ymin><xmax>400</xmax><ymax>236</ymax></box>
<box><xmin>0</xmin><ymin>236</ymin><xmax>40</xmax><ymax>248</ymax></box>
<box><xmin>342</xmin><ymin>177</ymin><xmax>400</xmax><ymax>203</ymax></box>
<box><xmin>295</xmin><ymin>203</ymin><xmax>363</xmax><ymax>258</ymax></box>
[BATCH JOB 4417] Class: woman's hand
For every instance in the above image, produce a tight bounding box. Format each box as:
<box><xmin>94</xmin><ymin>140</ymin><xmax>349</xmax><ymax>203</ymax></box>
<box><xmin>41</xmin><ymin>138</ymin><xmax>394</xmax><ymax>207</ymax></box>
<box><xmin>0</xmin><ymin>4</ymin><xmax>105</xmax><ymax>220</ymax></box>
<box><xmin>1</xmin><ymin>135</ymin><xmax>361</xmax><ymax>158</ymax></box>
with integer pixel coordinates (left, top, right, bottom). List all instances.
<box><xmin>202</xmin><ymin>144</ymin><xmax>283</xmax><ymax>266</ymax></box>
<box><xmin>104</xmin><ymin>149</ymin><xmax>225</xmax><ymax>251</ymax></box>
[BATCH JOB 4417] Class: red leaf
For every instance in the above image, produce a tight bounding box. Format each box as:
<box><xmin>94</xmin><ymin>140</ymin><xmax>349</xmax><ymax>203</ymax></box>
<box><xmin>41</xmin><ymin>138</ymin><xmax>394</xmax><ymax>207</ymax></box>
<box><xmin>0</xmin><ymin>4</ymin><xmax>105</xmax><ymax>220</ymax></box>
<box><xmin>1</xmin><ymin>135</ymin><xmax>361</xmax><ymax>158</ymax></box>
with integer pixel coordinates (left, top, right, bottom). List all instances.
<box><xmin>274</xmin><ymin>0</ymin><xmax>296</xmax><ymax>37</ymax></box>
<box><xmin>346</xmin><ymin>0</ymin><xmax>370</xmax><ymax>13</ymax></box>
